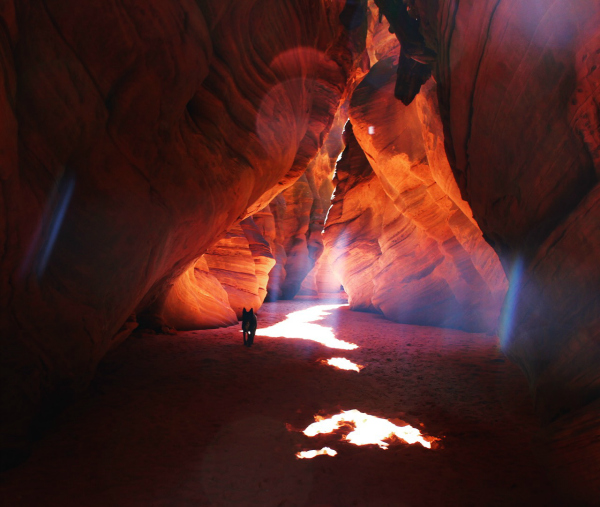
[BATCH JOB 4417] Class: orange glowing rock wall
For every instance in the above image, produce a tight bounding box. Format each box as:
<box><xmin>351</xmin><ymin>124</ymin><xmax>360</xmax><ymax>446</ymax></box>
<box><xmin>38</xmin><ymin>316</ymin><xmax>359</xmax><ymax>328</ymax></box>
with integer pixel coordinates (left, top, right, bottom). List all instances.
<box><xmin>161</xmin><ymin>216</ymin><xmax>274</xmax><ymax>327</ymax></box>
<box><xmin>162</xmin><ymin>257</ymin><xmax>238</xmax><ymax>331</ymax></box>
<box><xmin>260</xmin><ymin>108</ymin><xmax>347</xmax><ymax>301</ymax></box>
<box><xmin>203</xmin><ymin>223</ymin><xmax>263</xmax><ymax>319</ymax></box>
<box><xmin>377</xmin><ymin>0</ymin><xmax>600</xmax><ymax>500</ymax></box>
<box><xmin>323</xmin><ymin>2</ymin><xmax>507</xmax><ymax>331</ymax></box>
<box><xmin>323</xmin><ymin>123</ymin><xmax>388</xmax><ymax>311</ymax></box>
<box><xmin>324</xmin><ymin>63</ymin><xmax>508</xmax><ymax>332</ymax></box>
<box><xmin>252</xmin><ymin>203</ymin><xmax>287</xmax><ymax>300</ymax></box>
<box><xmin>239</xmin><ymin>217</ymin><xmax>276</xmax><ymax>306</ymax></box>
<box><xmin>0</xmin><ymin>0</ymin><xmax>364</xmax><ymax>454</ymax></box>
<box><xmin>0</xmin><ymin>0</ymin><xmax>597</xmax><ymax>499</ymax></box>
<box><xmin>270</xmin><ymin>175</ymin><xmax>316</xmax><ymax>300</ymax></box>
<box><xmin>202</xmin><ymin>220</ymin><xmax>276</xmax><ymax>319</ymax></box>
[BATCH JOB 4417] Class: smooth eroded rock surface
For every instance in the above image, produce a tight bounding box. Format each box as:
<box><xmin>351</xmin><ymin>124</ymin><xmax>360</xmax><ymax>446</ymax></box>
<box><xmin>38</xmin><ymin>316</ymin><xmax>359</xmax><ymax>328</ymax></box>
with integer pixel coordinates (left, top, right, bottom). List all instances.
<box><xmin>162</xmin><ymin>257</ymin><xmax>238</xmax><ymax>330</ymax></box>
<box><xmin>204</xmin><ymin>223</ymin><xmax>263</xmax><ymax>319</ymax></box>
<box><xmin>239</xmin><ymin>217</ymin><xmax>276</xmax><ymax>305</ymax></box>
<box><xmin>324</xmin><ymin>79</ymin><xmax>507</xmax><ymax>332</ymax></box>
<box><xmin>262</xmin><ymin>107</ymin><xmax>347</xmax><ymax>301</ymax></box>
<box><xmin>0</xmin><ymin>0</ymin><xmax>364</xmax><ymax>454</ymax></box>
<box><xmin>382</xmin><ymin>0</ymin><xmax>600</xmax><ymax>500</ymax></box>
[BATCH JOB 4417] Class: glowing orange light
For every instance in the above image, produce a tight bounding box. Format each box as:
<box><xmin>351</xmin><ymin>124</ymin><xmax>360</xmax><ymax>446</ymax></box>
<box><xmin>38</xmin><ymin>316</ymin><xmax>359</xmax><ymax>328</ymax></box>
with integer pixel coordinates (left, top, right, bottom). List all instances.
<box><xmin>323</xmin><ymin>357</ymin><xmax>364</xmax><ymax>372</ymax></box>
<box><xmin>257</xmin><ymin>304</ymin><xmax>357</xmax><ymax>350</ymax></box>
<box><xmin>303</xmin><ymin>409</ymin><xmax>438</xmax><ymax>449</ymax></box>
<box><xmin>296</xmin><ymin>447</ymin><xmax>338</xmax><ymax>459</ymax></box>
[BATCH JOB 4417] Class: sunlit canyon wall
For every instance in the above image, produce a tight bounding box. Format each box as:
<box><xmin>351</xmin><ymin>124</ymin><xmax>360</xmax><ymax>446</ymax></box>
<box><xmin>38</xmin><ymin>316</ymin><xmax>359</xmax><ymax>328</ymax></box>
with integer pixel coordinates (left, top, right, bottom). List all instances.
<box><xmin>0</xmin><ymin>0</ymin><xmax>599</xmax><ymax>501</ymax></box>
<box><xmin>261</xmin><ymin>108</ymin><xmax>347</xmax><ymax>301</ymax></box>
<box><xmin>0</xmin><ymin>0</ymin><xmax>365</xmax><ymax>458</ymax></box>
<box><xmin>163</xmin><ymin>217</ymin><xmax>276</xmax><ymax>329</ymax></box>
<box><xmin>324</xmin><ymin>5</ymin><xmax>508</xmax><ymax>333</ymax></box>
<box><xmin>370</xmin><ymin>0</ymin><xmax>599</xmax><ymax>501</ymax></box>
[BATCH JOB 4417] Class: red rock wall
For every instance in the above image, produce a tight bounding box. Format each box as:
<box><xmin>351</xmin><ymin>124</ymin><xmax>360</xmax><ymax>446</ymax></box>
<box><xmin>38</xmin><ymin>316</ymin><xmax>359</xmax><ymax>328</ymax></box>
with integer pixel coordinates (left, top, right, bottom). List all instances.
<box><xmin>377</xmin><ymin>0</ymin><xmax>600</xmax><ymax>500</ymax></box>
<box><xmin>272</xmin><ymin>174</ymin><xmax>317</xmax><ymax>299</ymax></box>
<box><xmin>263</xmin><ymin>105</ymin><xmax>348</xmax><ymax>301</ymax></box>
<box><xmin>324</xmin><ymin>3</ymin><xmax>506</xmax><ymax>332</ymax></box>
<box><xmin>252</xmin><ymin>203</ymin><xmax>288</xmax><ymax>301</ymax></box>
<box><xmin>204</xmin><ymin>222</ymin><xmax>264</xmax><ymax>319</ymax></box>
<box><xmin>324</xmin><ymin>114</ymin><xmax>506</xmax><ymax>332</ymax></box>
<box><xmin>239</xmin><ymin>216</ymin><xmax>276</xmax><ymax>305</ymax></box>
<box><xmin>1</xmin><ymin>0</ymin><xmax>597</xmax><ymax>499</ymax></box>
<box><xmin>323</xmin><ymin>123</ymin><xmax>388</xmax><ymax>311</ymax></box>
<box><xmin>0</xmin><ymin>0</ymin><xmax>364</xmax><ymax>456</ymax></box>
<box><xmin>352</xmin><ymin>57</ymin><xmax>507</xmax><ymax>330</ymax></box>
<box><xmin>162</xmin><ymin>216</ymin><xmax>275</xmax><ymax>328</ymax></box>
<box><xmin>161</xmin><ymin>257</ymin><xmax>238</xmax><ymax>331</ymax></box>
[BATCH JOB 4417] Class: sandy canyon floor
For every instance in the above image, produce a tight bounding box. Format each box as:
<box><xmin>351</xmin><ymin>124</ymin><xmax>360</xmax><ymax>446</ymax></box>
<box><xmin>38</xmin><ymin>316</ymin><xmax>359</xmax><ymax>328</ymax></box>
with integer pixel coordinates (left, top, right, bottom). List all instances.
<box><xmin>1</xmin><ymin>298</ymin><xmax>563</xmax><ymax>506</ymax></box>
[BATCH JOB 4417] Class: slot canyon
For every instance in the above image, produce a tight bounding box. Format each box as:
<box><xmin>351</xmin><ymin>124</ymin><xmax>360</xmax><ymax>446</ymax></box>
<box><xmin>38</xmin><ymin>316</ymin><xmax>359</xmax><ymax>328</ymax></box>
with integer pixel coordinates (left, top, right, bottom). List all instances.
<box><xmin>0</xmin><ymin>0</ymin><xmax>598</xmax><ymax>505</ymax></box>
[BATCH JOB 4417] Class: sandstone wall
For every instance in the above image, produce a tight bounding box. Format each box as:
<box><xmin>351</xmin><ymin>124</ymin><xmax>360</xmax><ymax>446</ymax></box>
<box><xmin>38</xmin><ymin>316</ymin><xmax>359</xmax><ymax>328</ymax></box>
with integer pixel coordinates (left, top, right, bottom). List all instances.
<box><xmin>2</xmin><ymin>0</ymin><xmax>598</xmax><ymax>500</ymax></box>
<box><xmin>161</xmin><ymin>257</ymin><xmax>238</xmax><ymax>331</ymax></box>
<box><xmin>162</xmin><ymin>216</ymin><xmax>275</xmax><ymax>328</ymax></box>
<box><xmin>0</xmin><ymin>0</ymin><xmax>364</xmax><ymax>456</ymax></box>
<box><xmin>239</xmin><ymin>216</ymin><xmax>276</xmax><ymax>306</ymax></box>
<box><xmin>376</xmin><ymin>0</ymin><xmax>600</xmax><ymax>501</ymax></box>
<box><xmin>323</xmin><ymin>3</ymin><xmax>507</xmax><ymax>332</ymax></box>
<box><xmin>324</xmin><ymin>116</ymin><xmax>506</xmax><ymax>332</ymax></box>
<box><xmin>323</xmin><ymin>123</ymin><xmax>387</xmax><ymax>312</ymax></box>
<box><xmin>260</xmin><ymin>106</ymin><xmax>348</xmax><ymax>301</ymax></box>
<box><xmin>203</xmin><ymin>222</ymin><xmax>263</xmax><ymax>319</ymax></box>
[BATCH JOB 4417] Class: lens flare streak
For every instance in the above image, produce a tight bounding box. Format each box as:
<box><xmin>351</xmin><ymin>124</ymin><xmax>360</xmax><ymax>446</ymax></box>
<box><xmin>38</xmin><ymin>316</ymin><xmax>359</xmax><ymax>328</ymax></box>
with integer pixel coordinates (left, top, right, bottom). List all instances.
<box><xmin>499</xmin><ymin>257</ymin><xmax>525</xmax><ymax>349</ymax></box>
<box><xmin>303</xmin><ymin>409</ymin><xmax>437</xmax><ymax>449</ymax></box>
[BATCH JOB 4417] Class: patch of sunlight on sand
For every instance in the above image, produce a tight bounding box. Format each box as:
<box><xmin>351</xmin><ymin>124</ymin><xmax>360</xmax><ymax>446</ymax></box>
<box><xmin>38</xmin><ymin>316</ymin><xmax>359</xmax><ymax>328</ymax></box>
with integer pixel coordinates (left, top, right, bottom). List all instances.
<box><xmin>323</xmin><ymin>357</ymin><xmax>364</xmax><ymax>372</ymax></box>
<box><xmin>303</xmin><ymin>409</ymin><xmax>438</xmax><ymax>449</ymax></box>
<box><xmin>257</xmin><ymin>304</ymin><xmax>357</xmax><ymax>350</ymax></box>
<box><xmin>296</xmin><ymin>447</ymin><xmax>337</xmax><ymax>459</ymax></box>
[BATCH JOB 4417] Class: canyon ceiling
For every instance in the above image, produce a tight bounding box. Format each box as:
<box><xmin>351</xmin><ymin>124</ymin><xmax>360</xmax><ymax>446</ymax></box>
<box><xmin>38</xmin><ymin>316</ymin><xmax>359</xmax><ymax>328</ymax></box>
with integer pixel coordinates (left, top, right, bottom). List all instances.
<box><xmin>0</xmin><ymin>0</ymin><xmax>598</xmax><ymax>502</ymax></box>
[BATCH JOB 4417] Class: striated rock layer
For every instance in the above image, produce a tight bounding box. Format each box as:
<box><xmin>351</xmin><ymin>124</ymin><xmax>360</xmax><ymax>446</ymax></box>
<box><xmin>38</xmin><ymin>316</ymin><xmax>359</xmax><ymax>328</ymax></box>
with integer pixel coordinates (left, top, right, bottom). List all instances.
<box><xmin>271</xmin><ymin>174</ymin><xmax>316</xmax><ymax>300</ymax></box>
<box><xmin>353</xmin><ymin>58</ymin><xmax>507</xmax><ymax>330</ymax></box>
<box><xmin>239</xmin><ymin>216</ymin><xmax>276</xmax><ymax>306</ymax></box>
<box><xmin>1</xmin><ymin>0</ymin><xmax>598</xmax><ymax>501</ymax></box>
<box><xmin>0</xmin><ymin>0</ymin><xmax>365</xmax><ymax>457</ymax></box>
<box><xmin>324</xmin><ymin>2</ymin><xmax>506</xmax><ymax>332</ymax></box>
<box><xmin>204</xmin><ymin>220</ymin><xmax>275</xmax><ymax>319</ymax></box>
<box><xmin>162</xmin><ymin>257</ymin><xmax>238</xmax><ymax>331</ymax></box>
<box><xmin>378</xmin><ymin>0</ymin><xmax>600</xmax><ymax>501</ymax></box>
<box><xmin>261</xmin><ymin>106</ymin><xmax>348</xmax><ymax>301</ymax></box>
<box><xmin>162</xmin><ymin>217</ymin><xmax>275</xmax><ymax>328</ymax></box>
<box><xmin>252</xmin><ymin>203</ymin><xmax>287</xmax><ymax>301</ymax></box>
<box><xmin>324</xmin><ymin>52</ymin><xmax>507</xmax><ymax>332</ymax></box>
<box><xmin>323</xmin><ymin>123</ymin><xmax>388</xmax><ymax>312</ymax></box>
<box><xmin>324</xmin><ymin>116</ymin><xmax>506</xmax><ymax>332</ymax></box>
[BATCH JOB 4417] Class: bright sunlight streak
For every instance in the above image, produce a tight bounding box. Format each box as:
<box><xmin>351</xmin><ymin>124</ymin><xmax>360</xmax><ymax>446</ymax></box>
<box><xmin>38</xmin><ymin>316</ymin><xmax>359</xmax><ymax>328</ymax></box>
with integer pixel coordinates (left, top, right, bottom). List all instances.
<box><xmin>257</xmin><ymin>304</ymin><xmax>357</xmax><ymax>350</ymax></box>
<box><xmin>302</xmin><ymin>409</ymin><xmax>438</xmax><ymax>449</ymax></box>
<box><xmin>296</xmin><ymin>447</ymin><xmax>338</xmax><ymax>459</ymax></box>
<box><xmin>323</xmin><ymin>357</ymin><xmax>364</xmax><ymax>372</ymax></box>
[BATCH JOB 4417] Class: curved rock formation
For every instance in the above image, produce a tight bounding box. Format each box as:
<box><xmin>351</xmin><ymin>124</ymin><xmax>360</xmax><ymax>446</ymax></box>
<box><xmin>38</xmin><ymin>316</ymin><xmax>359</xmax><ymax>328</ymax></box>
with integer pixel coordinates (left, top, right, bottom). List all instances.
<box><xmin>264</xmin><ymin>106</ymin><xmax>348</xmax><ymax>300</ymax></box>
<box><xmin>1</xmin><ymin>0</ymin><xmax>598</xmax><ymax>502</ymax></box>
<box><xmin>252</xmin><ymin>203</ymin><xmax>288</xmax><ymax>301</ymax></box>
<box><xmin>239</xmin><ymin>217</ymin><xmax>276</xmax><ymax>305</ymax></box>
<box><xmin>324</xmin><ymin>58</ymin><xmax>507</xmax><ymax>332</ymax></box>
<box><xmin>204</xmin><ymin>222</ymin><xmax>265</xmax><ymax>319</ymax></box>
<box><xmin>273</xmin><ymin>174</ymin><xmax>316</xmax><ymax>299</ymax></box>
<box><xmin>352</xmin><ymin>57</ymin><xmax>507</xmax><ymax>330</ymax></box>
<box><xmin>378</xmin><ymin>0</ymin><xmax>600</xmax><ymax>501</ymax></box>
<box><xmin>162</xmin><ymin>216</ymin><xmax>275</xmax><ymax>328</ymax></box>
<box><xmin>323</xmin><ymin>123</ymin><xmax>387</xmax><ymax>312</ymax></box>
<box><xmin>0</xmin><ymin>0</ymin><xmax>364</xmax><ymax>458</ymax></box>
<box><xmin>162</xmin><ymin>257</ymin><xmax>238</xmax><ymax>330</ymax></box>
